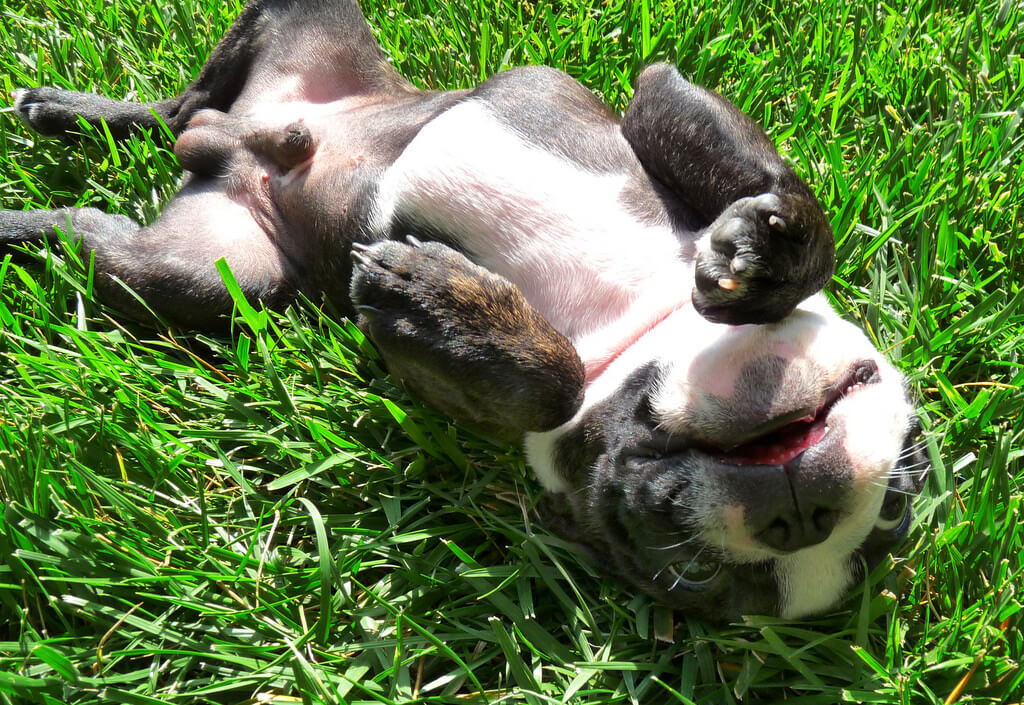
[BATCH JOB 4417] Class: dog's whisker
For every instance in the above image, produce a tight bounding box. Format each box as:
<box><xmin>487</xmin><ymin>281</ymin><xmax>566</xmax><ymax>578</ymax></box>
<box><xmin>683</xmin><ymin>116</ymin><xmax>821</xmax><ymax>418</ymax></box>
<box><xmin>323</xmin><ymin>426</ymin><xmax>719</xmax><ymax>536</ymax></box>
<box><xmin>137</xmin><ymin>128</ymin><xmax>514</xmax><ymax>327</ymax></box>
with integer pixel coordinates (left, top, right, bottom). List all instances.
<box><xmin>895</xmin><ymin>442</ymin><xmax>928</xmax><ymax>460</ymax></box>
<box><xmin>869</xmin><ymin>482</ymin><xmax>920</xmax><ymax>496</ymax></box>
<box><xmin>650</xmin><ymin>560</ymin><xmax>673</xmax><ymax>584</ymax></box>
<box><xmin>667</xmin><ymin>548</ymin><xmax>707</xmax><ymax>592</ymax></box>
<box><xmin>648</xmin><ymin>536</ymin><xmax>700</xmax><ymax>551</ymax></box>
<box><xmin>890</xmin><ymin>459</ymin><xmax>932</xmax><ymax>476</ymax></box>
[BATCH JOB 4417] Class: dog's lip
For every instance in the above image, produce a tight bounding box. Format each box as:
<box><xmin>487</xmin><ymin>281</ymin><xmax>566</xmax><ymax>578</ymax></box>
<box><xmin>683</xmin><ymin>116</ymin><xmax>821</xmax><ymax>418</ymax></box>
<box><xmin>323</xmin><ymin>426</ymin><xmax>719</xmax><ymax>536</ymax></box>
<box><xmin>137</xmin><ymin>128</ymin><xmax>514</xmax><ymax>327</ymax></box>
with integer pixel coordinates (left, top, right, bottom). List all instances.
<box><xmin>709</xmin><ymin>359</ymin><xmax>880</xmax><ymax>465</ymax></box>
<box><xmin>721</xmin><ymin>405</ymin><xmax>818</xmax><ymax>450</ymax></box>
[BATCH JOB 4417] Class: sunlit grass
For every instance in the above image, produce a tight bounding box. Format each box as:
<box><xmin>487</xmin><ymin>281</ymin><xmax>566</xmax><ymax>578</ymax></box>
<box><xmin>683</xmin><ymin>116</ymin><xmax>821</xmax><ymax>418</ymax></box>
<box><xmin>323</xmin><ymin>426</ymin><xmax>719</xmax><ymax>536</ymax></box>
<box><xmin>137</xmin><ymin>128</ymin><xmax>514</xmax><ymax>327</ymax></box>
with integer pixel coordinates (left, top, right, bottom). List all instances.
<box><xmin>1</xmin><ymin>0</ymin><xmax>1022</xmax><ymax>703</ymax></box>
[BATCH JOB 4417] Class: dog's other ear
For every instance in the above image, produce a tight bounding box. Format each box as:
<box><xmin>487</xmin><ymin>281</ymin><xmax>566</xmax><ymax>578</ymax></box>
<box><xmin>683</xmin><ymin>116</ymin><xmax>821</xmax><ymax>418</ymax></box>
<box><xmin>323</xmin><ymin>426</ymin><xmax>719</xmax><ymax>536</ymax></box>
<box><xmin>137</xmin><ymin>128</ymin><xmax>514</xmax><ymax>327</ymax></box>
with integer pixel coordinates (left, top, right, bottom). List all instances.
<box><xmin>351</xmin><ymin>238</ymin><xmax>585</xmax><ymax>438</ymax></box>
<box><xmin>534</xmin><ymin>492</ymin><xmax>606</xmax><ymax>563</ymax></box>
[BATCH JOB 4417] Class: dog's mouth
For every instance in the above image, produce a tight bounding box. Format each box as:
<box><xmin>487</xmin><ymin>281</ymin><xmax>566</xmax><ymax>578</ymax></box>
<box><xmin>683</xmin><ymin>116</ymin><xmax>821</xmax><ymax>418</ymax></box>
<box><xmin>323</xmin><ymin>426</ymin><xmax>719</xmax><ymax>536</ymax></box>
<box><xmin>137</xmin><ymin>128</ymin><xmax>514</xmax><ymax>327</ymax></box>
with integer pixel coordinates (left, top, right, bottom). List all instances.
<box><xmin>709</xmin><ymin>359</ymin><xmax>881</xmax><ymax>466</ymax></box>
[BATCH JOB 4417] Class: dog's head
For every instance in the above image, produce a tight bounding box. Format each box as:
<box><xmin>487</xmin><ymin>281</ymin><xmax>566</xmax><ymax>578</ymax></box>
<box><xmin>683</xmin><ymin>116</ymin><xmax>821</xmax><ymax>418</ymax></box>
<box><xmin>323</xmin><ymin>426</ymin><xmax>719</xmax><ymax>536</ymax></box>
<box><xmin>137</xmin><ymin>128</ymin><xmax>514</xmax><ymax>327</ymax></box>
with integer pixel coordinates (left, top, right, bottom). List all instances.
<box><xmin>526</xmin><ymin>295</ymin><xmax>928</xmax><ymax>620</ymax></box>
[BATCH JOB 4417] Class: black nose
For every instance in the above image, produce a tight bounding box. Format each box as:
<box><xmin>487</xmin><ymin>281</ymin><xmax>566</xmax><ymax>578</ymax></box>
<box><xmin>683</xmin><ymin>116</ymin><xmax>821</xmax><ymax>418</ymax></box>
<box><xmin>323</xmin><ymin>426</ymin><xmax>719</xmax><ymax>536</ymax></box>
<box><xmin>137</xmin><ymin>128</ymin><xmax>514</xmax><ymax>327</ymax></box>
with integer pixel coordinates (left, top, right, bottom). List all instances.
<box><xmin>756</xmin><ymin>506</ymin><xmax>839</xmax><ymax>552</ymax></box>
<box><xmin>714</xmin><ymin>463</ymin><xmax>852</xmax><ymax>554</ymax></box>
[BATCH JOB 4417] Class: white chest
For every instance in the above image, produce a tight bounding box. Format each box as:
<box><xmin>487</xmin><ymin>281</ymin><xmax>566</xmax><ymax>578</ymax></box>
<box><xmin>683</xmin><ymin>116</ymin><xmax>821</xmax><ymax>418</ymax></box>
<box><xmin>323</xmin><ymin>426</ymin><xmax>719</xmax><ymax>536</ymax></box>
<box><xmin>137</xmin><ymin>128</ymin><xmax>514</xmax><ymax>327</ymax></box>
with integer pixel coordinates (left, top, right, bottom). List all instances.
<box><xmin>371</xmin><ymin>99</ymin><xmax>695</xmax><ymax>356</ymax></box>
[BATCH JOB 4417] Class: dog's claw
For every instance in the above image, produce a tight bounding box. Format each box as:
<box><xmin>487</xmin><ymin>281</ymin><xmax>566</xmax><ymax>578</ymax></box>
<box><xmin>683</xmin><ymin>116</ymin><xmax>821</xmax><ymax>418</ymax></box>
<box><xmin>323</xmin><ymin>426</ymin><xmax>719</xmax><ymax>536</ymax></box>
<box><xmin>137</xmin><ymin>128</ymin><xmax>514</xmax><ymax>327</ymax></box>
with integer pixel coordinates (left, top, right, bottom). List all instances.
<box><xmin>351</xmin><ymin>250</ymin><xmax>372</xmax><ymax>267</ymax></box>
<box><xmin>405</xmin><ymin>234</ymin><xmax>423</xmax><ymax>247</ymax></box>
<box><xmin>730</xmin><ymin>257</ymin><xmax>748</xmax><ymax>274</ymax></box>
<box><xmin>351</xmin><ymin>241</ymin><xmax>371</xmax><ymax>252</ymax></box>
<box><xmin>355</xmin><ymin>304</ymin><xmax>382</xmax><ymax>318</ymax></box>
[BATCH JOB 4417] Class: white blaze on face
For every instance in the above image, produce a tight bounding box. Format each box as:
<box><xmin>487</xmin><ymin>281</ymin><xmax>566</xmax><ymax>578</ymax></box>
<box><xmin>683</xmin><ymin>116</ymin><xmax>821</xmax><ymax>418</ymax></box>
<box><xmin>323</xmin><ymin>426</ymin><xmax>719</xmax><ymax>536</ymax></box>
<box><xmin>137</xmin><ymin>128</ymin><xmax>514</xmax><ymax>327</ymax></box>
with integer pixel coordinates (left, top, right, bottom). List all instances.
<box><xmin>771</xmin><ymin>356</ymin><xmax>914</xmax><ymax>618</ymax></box>
<box><xmin>775</xmin><ymin>542</ymin><xmax>861</xmax><ymax>618</ymax></box>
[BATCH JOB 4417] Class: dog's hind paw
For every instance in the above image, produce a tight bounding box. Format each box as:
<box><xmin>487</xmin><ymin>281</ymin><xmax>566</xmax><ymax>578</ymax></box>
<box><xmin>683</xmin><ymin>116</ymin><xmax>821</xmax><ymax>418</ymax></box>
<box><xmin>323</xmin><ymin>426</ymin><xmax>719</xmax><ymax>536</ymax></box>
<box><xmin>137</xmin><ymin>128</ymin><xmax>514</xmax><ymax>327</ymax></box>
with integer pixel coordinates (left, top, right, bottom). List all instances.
<box><xmin>348</xmin><ymin>237</ymin><xmax>584</xmax><ymax>434</ymax></box>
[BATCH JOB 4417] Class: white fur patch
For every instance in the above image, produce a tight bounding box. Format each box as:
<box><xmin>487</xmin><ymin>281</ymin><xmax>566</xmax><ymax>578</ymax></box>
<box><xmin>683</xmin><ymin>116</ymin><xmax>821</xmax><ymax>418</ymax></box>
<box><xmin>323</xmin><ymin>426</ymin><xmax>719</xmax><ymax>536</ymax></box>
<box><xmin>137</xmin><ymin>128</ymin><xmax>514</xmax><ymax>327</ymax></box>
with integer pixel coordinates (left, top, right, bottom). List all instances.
<box><xmin>372</xmin><ymin>99</ymin><xmax>691</xmax><ymax>349</ymax></box>
<box><xmin>524</xmin><ymin>429</ymin><xmax>570</xmax><ymax>492</ymax></box>
<box><xmin>775</xmin><ymin>542</ymin><xmax>860</xmax><ymax>618</ymax></box>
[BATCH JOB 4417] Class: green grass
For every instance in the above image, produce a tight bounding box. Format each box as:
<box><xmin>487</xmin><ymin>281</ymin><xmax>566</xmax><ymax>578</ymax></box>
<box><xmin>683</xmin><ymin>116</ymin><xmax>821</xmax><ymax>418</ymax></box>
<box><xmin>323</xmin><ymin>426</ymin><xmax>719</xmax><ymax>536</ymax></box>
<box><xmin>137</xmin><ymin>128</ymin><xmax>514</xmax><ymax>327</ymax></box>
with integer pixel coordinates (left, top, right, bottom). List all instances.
<box><xmin>0</xmin><ymin>0</ymin><xmax>1022</xmax><ymax>702</ymax></box>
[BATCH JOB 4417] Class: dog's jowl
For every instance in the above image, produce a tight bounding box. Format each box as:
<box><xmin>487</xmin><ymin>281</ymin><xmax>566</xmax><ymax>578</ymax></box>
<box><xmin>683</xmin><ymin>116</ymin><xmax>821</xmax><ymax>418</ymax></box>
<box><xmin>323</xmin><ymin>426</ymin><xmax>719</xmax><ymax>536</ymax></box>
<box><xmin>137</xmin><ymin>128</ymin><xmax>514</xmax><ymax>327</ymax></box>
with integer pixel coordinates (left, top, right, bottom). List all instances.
<box><xmin>2</xmin><ymin>0</ymin><xmax>928</xmax><ymax>619</ymax></box>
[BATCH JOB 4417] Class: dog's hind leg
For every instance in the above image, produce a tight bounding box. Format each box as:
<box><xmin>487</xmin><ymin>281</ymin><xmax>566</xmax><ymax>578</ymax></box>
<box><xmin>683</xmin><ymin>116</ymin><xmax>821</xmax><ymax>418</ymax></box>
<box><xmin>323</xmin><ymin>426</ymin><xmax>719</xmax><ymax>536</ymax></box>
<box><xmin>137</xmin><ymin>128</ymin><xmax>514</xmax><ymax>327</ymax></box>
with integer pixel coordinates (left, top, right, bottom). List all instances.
<box><xmin>0</xmin><ymin>201</ymin><xmax>299</xmax><ymax>330</ymax></box>
<box><xmin>622</xmin><ymin>64</ymin><xmax>834</xmax><ymax>325</ymax></box>
<box><xmin>5</xmin><ymin>0</ymin><xmax>399</xmax><ymax>327</ymax></box>
<box><xmin>11</xmin><ymin>0</ymin><xmax>276</xmax><ymax>139</ymax></box>
<box><xmin>13</xmin><ymin>0</ymin><xmax>408</xmax><ymax>141</ymax></box>
<box><xmin>349</xmin><ymin>239</ymin><xmax>585</xmax><ymax>437</ymax></box>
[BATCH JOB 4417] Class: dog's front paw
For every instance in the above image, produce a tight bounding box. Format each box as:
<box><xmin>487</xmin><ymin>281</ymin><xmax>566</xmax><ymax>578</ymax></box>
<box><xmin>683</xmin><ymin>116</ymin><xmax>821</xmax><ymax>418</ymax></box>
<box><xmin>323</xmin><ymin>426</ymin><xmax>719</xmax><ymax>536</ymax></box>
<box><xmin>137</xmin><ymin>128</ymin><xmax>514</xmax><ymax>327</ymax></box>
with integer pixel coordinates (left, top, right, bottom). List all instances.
<box><xmin>696</xmin><ymin>193</ymin><xmax>784</xmax><ymax>289</ymax></box>
<box><xmin>348</xmin><ymin>236</ymin><xmax>518</xmax><ymax>375</ymax></box>
<box><xmin>693</xmin><ymin>192</ymin><xmax>832</xmax><ymax>325</ymax></box>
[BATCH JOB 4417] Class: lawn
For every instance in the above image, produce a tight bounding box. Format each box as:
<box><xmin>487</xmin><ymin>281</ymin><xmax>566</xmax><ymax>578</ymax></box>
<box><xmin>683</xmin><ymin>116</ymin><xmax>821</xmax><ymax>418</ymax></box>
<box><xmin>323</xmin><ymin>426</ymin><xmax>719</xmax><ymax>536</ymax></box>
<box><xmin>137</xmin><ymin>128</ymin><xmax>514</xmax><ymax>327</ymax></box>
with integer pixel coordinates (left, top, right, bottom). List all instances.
<box><xmin>0</xmin><ymin>0</ymin><xmax>1022</xmax><ymax>703</ymax></box>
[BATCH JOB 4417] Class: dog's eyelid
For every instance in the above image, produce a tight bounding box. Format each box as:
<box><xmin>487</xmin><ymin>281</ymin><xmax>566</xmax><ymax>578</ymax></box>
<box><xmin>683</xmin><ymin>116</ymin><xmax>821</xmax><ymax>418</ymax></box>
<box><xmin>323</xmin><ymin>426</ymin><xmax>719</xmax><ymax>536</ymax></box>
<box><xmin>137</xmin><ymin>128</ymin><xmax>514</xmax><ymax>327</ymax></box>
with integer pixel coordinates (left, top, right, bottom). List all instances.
<box><xmin>665</xmin><ymin>557</ymin><xmax>723</xmax><ymax>590</ymax></box>
<box><xmin>874</xmin><ymin>492</ymin><xmax>911</xmax><ymax>533</ymax></box>
<box><xmin>622</xmin><ymin>441</ymin><xmax>680</xmax><ymax>464</ymax></box>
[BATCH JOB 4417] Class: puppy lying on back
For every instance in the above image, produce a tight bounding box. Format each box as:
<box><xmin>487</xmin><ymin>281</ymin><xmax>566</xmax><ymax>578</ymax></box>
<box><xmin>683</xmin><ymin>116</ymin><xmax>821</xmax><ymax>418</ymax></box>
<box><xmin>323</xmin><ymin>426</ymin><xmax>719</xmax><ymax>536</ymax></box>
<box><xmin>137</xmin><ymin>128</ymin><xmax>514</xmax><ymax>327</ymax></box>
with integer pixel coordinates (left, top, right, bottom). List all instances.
<box><xmin>2</xmin><ymin>0</ymin><xmax>928</xmax><ymax>619</ymax></box>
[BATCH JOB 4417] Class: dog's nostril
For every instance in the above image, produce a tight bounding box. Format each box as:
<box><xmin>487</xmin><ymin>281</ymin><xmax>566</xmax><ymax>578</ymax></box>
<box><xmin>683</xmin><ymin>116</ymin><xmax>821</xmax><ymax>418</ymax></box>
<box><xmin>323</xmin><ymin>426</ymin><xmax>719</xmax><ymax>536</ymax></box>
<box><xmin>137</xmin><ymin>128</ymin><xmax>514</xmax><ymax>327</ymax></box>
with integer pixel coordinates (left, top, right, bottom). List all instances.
<box><xmin>757</xmin><ymin>508</ymin><xmax>837</xmax><ymax>553</ymax></box>
<box><xmin>760</xmin><ymin>518</ymin><xmax>792</xmax><ymax>549</ymax></box>
<box><xmin>812</xmin><ymin>507</ymin><xmax>839</xmax><ymax>534</ymax></box>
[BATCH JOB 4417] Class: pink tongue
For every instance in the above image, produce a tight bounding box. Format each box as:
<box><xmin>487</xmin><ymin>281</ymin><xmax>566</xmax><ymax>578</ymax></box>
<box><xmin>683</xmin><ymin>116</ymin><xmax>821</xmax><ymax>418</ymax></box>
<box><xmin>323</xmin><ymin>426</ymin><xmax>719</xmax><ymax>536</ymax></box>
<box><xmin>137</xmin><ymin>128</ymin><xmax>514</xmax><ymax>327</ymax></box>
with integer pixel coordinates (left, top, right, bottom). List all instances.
<box><xmin>722</xmin><ymin>421</ymin><xmax>828</xmax><ymax>466</ymax></box>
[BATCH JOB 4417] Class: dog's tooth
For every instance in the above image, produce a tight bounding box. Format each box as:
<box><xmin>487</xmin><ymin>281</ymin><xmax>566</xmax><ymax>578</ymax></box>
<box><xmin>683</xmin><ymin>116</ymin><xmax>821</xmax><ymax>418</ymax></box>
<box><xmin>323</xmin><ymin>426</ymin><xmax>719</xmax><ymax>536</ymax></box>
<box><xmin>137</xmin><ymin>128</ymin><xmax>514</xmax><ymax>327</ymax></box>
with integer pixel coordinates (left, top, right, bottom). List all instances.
<box><xmin>768</xmin><ymin>214</ymin><xmax>786</xmax><ymax>230</ymax></box>
<box><xmin>718</xmin><ymin>277</ymin><xmax>740</xmax><ymax>291</ymax></box>
<box><xmin>730</xmin><ymin>257</ymin><xmax>748</xmax><ymax>274</ymax></box>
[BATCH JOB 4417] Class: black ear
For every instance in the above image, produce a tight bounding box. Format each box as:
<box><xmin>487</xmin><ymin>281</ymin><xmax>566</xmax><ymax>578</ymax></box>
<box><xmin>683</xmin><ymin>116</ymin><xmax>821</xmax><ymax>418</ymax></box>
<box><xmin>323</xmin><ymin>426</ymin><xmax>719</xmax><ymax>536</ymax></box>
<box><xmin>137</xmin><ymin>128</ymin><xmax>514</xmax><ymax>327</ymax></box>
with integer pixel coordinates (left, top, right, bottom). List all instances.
<box><xmin>534</xmin><ymin>493</ymin><xmax>605</xmax><ymax>564</ymax></box>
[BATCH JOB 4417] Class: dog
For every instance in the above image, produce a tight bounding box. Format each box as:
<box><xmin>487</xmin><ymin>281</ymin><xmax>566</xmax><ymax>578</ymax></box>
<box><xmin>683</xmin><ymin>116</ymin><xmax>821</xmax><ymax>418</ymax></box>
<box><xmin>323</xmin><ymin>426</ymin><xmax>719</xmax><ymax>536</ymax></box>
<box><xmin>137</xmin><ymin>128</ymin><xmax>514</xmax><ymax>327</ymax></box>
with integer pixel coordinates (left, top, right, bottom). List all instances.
<box><xmin>2</xmin><ymin>0</ymin><xmax>928</xmax><ymax>620</ymax></box>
